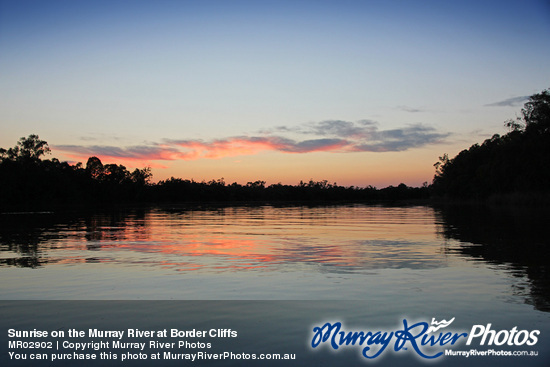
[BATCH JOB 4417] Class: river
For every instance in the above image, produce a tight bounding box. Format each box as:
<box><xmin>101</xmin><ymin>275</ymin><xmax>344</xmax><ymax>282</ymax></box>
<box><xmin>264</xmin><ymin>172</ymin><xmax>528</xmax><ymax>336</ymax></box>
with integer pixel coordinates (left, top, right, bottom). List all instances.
<box><xmin>1</xmin><ymin>203</ymin><xmax>548</xmax><ymax>366</ymax></box>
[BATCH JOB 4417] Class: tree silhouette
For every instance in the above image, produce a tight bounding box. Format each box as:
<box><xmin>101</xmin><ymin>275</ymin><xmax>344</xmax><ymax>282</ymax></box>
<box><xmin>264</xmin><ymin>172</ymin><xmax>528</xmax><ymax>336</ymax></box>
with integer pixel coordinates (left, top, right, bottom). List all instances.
<box><xmin>86</xmin><ymin>156</ymin><xmax>104</xmax><ymax>180</ymax></box>
<box><xmin>130</xmin><ymin>167</ymin><xmax>152</xmax><ymax>185</ymax></box>
<box><xmin>0</xmin><ymin>134</ymin><xmax>50</xmax><ymax>162</ymax></box>
<box><xmin>432</xmin><ymin>88</ymin><xmax>550</xmax><ymax>200</ymax></box>
<box><xmin>522</xmin><ymin>89</ymin><xmax>550</xmax><ymax>134</ymax></box>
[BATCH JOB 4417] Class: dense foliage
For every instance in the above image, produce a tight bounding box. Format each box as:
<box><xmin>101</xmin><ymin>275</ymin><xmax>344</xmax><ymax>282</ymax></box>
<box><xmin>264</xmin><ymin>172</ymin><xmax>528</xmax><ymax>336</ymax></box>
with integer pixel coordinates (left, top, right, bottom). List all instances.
<box><xmin>0</xmin><ymin>135</ymin><xmax>152</xmax><ymax>208</ymax></box>
<box><xmin>431</xmin><ymin>89</ymin><xmax>550</xmax><ymax>200</ymax></box>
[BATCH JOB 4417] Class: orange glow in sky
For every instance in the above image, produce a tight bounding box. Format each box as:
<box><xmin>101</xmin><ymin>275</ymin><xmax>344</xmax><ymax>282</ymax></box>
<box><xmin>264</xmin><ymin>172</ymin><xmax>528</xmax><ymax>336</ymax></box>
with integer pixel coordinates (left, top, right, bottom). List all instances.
<box><xmin>2</xmin><ymin>1</ymin><xmax>548</xmax><ymax>188</ymax></box>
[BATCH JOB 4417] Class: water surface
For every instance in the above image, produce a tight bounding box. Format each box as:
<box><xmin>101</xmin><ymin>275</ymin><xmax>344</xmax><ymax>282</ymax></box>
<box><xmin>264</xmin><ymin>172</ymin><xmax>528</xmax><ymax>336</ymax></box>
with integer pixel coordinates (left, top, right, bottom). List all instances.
<box><xmin>0</xmin><ymin>204</ymin><xmax>547</xmax><ymax>308</ymax></box>
<box><xmin>2</xmin><ymin>204</ymin><xmax>549</xmax><ymax>365</ymax></box>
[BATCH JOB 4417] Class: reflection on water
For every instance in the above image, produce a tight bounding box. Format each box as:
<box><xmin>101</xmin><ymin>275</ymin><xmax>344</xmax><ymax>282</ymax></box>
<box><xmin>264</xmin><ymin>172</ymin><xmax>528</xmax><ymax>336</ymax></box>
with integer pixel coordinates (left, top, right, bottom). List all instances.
<box><xmin>0</xmin><ymin>204</ymin><xmax>549</xmax><ymax>310</ymax></box>
<box><xmin>0</xmin><ymin>205</ymin><xmax>444</xmax><ymax>272</ymax></box>
<box><xmin>435</xmin><ymin>204</ymin><xmax>550</xmax><ymax>312</ymax></box>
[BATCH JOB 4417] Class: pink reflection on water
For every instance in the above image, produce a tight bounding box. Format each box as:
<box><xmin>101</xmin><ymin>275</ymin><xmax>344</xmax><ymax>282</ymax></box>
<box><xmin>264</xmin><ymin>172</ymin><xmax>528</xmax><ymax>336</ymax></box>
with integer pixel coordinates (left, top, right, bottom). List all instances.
<box><xmin>5</xmin><ymin>205</ymin><xmax>444</xmax><ymax>273</ymax></box>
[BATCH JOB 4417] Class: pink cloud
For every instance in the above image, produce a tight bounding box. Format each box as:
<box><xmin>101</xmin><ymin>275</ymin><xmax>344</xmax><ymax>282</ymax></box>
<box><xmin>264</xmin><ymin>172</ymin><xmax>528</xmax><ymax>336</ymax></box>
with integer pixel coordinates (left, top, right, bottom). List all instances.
<box><xmin>53</xmin><ymin>121</ymin><xmax>449</xmax><ymax>166</ymax></box>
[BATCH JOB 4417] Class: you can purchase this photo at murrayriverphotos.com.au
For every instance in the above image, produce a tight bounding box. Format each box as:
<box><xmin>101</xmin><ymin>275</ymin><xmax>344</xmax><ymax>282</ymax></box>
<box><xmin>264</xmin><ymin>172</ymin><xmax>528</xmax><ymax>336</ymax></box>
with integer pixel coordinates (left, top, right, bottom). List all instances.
<box><xmin>1</xmin><ymin>1</ymin><xmax>549</xmax><ymax>366</ymax></box>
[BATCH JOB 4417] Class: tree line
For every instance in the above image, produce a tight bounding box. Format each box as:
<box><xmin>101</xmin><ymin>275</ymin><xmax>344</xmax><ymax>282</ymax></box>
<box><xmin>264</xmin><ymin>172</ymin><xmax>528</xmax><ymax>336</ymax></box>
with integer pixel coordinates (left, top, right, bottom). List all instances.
<box><xmin>0</xmin><ymin>136</ymin><xmax>428</xmax><ymax>209</ymax></box>
<box><xmin>431</xmin><ymin>88</ymin><xmax>550</xmax><ymax>201</ymax></box>
<box><xmin>0</xmin><ymin>136</ymin><xmax>154</xmax><ymax>208</ymax></box>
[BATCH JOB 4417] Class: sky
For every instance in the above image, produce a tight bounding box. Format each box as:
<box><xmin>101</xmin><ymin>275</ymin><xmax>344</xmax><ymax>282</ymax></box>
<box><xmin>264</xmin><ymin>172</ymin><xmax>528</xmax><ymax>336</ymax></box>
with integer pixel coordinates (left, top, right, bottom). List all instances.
<box><xmin>1</xmin><ymin>0</ymin><xmax>549</xmax><ymax>187</ymax></box>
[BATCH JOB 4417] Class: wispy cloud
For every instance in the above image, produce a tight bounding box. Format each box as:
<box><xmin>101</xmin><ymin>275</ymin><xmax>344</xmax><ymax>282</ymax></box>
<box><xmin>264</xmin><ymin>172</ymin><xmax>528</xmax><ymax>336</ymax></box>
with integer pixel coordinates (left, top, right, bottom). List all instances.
<box><xmin>54</xmin><ymin>144</ymin><xmax>184</xmax><ymax>160</ymax></box>
<box><xmin>164</xmin><ymin>136</ymin><xmax>350</xmax><ymax>159</ymax></box>
<box><xmin>396</xmin><ymin>105</ymin><xmax>424</xmax><ymax>113</ymax></box>
<box><xmin>54</xmin><ymin>120</ymin><xmax>449</xmax><ymax>164</ymax></box>
<box><xmin>294</xmin><ymin>119</ymin><xmax>378</xmax><ymax>138</ymax></box>
<box><xmin>355</xmin><ymin>124</ymin><xmax>449</xmax><ymax>152</ymax></box>
<box><xmin>78</xmin><ymin>133</ymin><xmax>126</xmax><ymax>142</ymax></box>
<box><xmin>52</xmin><ymin>144</ymin><xmax>185</xmax><ymax>167</ymax></box>
<box><xmin>485</xmin><ymin>95</ymin><xmax>529</xmax><ymax>107</ymax></box>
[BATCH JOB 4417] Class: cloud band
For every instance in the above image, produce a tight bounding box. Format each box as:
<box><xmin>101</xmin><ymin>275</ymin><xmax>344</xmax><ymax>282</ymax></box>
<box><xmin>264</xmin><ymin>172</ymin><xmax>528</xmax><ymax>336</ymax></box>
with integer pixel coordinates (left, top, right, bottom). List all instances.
<box><xmin>54</xmin><ymin>120</ymin><xmax>449</xmax><ymax>164</ymax></box>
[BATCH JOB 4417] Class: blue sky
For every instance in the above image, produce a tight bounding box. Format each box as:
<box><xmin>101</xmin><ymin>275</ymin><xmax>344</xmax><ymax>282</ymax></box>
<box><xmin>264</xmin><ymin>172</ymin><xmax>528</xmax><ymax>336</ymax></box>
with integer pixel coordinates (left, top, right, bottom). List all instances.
<box><xmin>1</xmin><ymin>0</ymin><xmax>549</xmax><ymax>186</ymax></box>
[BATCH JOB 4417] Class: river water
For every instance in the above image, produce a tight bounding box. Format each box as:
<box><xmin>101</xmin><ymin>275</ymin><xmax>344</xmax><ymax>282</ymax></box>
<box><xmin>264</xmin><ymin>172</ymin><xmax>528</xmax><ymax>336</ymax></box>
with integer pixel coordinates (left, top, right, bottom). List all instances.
<box><xmin>1</xmin><ymin>204</ymin><xmax>549</xmax><ymax>366</ymax></box>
